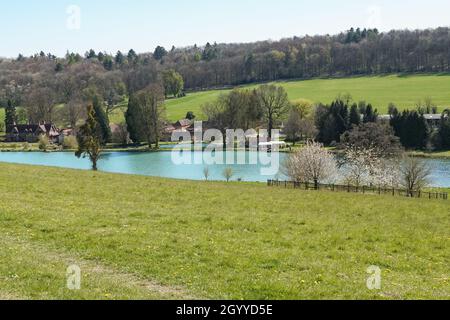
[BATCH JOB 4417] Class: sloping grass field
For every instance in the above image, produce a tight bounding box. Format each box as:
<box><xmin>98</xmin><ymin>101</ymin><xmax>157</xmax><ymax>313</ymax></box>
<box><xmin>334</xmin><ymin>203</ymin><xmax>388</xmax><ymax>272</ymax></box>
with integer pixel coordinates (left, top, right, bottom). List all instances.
<box><xmin>163</xmin><ymin>74</ymin><xmax>450</xmax><ymax>121</ymax></box>
<box><xmin>0</xmin><ymin>163</ymin><xmax>448</xmax><ymax>300</ymax></box>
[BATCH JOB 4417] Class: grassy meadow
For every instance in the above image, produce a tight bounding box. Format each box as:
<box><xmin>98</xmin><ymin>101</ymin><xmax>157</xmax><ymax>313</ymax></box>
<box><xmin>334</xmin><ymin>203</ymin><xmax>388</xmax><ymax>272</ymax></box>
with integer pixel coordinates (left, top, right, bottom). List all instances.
<box><xmin>0</xmin><ymin>163</ymin><xmax>448</xmax><ymax>300</ymax></box>
<box><xmin>160</xmin><ymin>74</ymin><xmax>450</xmax><ymax>121</ymax></box>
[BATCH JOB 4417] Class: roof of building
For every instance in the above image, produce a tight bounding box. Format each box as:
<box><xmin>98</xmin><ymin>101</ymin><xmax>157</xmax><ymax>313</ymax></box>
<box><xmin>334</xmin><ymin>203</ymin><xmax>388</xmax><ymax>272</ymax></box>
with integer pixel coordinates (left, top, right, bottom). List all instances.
<box><xmin>379</xmin><ymin>114</ymin><xmax>447</xmax><ymax>121</ymax></box>
<box><xmin>9</xmin><ymin>123</ymin><xmax>60</xmax><ymax>137</ymax></box>
<box><xmin>175</xmin><ymin>119</ymin><xmax>193</xmax><ymax>127</ymax></box>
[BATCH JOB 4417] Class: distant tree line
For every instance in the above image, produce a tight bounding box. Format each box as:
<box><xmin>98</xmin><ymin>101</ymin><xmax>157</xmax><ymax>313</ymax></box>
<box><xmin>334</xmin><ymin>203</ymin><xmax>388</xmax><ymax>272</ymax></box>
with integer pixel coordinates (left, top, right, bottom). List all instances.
<box><xmin>2</xmin><ymin>27</ymin><xmax>450</xmax><ymax>113</ymax></box>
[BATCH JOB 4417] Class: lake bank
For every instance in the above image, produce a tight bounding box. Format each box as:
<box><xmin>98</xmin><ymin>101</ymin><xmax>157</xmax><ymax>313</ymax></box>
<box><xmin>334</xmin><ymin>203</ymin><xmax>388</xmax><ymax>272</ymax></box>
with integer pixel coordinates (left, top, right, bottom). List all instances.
<box><xmin>1</xmin><ymin>150</ymin><xmax>450</xmax><ymax>187</ymax></box>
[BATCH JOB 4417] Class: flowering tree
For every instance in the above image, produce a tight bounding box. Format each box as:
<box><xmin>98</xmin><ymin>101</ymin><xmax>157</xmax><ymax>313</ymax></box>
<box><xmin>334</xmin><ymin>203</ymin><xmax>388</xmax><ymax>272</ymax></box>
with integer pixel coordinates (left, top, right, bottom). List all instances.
<box><xmin>341</xmin><ymin>145</ymin><xmax>376</xmax><ymax>187</ymax></box>
<box><xmin>283</xmin><ymin>141</ymin><xmax>337</xmax><ymax>189</ymax></box>
<box><xmin>341</xmin><ymin>143</ymin><xmax>402</xmax><ymax>188</ymax></box>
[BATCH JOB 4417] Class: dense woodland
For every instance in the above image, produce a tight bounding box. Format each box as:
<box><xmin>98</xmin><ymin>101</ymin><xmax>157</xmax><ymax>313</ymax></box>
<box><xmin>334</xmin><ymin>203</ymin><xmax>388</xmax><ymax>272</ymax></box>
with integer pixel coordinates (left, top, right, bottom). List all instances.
<box><xmin>2</xmin><ymin>27</ymin><xmax>450</xmax><ymax>109</ymax></box>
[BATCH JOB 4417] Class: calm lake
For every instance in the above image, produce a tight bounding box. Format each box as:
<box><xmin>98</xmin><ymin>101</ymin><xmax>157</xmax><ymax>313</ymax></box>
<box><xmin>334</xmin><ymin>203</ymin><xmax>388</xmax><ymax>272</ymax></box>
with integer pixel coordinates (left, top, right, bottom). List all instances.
<box><xmin>1</xmin><ymin>151</ymin><xmax>450</xmax><ymax>187</ymax></box>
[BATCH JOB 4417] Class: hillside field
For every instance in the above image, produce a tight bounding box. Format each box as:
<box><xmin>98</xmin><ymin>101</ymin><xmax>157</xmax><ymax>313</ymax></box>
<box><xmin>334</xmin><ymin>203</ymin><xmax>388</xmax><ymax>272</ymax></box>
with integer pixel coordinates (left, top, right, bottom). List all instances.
<box><xmin>162</xmin><ymin>74</ymin><xmax>450</xmax><ymax>121</ymax></box>
<box><xmin>0</xmin><ymin>163</ymin><xmax>448</xmax><ymax>300</ymax></box>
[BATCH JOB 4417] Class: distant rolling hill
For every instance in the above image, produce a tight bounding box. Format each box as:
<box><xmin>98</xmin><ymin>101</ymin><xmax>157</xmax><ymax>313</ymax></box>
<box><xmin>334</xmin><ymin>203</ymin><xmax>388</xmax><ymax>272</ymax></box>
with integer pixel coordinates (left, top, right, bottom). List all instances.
<box><xmin>163</xmin><ymin>73</ymin><xmax>450</xmax><ymax>121</ymax></box>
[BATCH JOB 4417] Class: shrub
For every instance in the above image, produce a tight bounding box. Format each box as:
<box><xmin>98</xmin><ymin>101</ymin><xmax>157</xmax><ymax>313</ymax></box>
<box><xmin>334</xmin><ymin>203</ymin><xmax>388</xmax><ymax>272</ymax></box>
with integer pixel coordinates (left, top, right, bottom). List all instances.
<box><xmin>38</xmin><ymin>135</ymin><xmax>49</xmax><ymax>151</ymax></box>
<box><xmin>222</xmin><ymin>167</ymin><xmax>234</xmax><ymax>182</ymax></box>
<box><xmin>63</xmin><ymin>135</ymin><xmax>78</xmax><ymax>150</ymax></box>
<box><xmin>22</xmin><ymin>142</ymin><xmax>30</xmax><ymax>151</ymax></box>
<box><xmin>203</xmin><ymin>167</ymin><xmax>210</xmax><ymax>181</ymax></box>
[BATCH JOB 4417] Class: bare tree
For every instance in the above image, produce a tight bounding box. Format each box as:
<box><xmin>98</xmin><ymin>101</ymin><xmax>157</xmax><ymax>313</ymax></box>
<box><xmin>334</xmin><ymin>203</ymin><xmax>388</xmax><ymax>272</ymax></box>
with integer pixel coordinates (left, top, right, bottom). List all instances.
<box><xmin>283</xmin><ymin>141</ymin><xmax>337</xmax><ymax>189</ymax></box>
<box><xmin>399</xmin><ymin>156</ymin><xmax>432</xmax><ymax>196</ymax></box>
<box><xmin>203</xmin><ymin>167</ymin><xmax>210</xmax><ymax>181</ymax></box>
<box><xmin>284</xmin><ymin>108</ymin><xmax>302</xmax><ymax>145</ymax></box>
<box><xmin>111</xmin><ymin>122</ymin><xmax>130</xmax><ymax>145</ymax></box>
<box><xmin>256</xmin><ymin>85</ymin><xmax>289</xmax><ymax>138</ymax></box>
<box><xmin>222</xmin><ymin>167</ymin><xmax>234</xmax><ymax>182</ymax></box>
<box><xmin>64</xmin><ymin>99</ymin><xmax>84</xmax><ymax>130</ymax></box>
<box><xmin>26</xmin><ymin>87</ymin><xmax>56</xmax><ymax>123</ymax></box>
<box><xmin>299</xmin><ymin>119</ymin><xmax>318</xmax><ymax>141</ymax></box>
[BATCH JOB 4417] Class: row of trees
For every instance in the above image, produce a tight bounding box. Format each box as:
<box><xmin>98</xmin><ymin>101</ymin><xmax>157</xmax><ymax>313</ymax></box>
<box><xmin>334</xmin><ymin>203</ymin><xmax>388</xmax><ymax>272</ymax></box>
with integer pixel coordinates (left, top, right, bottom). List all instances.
<box><xmin>314</xmin><ymin>100</ymin><xmax>378</xmax><ymax>145</ymax></box>
<box><xmin>202</xmin><ymin>86</ymin><xmax>450</xmax><ymax>151</ymax></box>
<box><xmin>0</xmin><ymin>50</ymin><xmax>184</xmax><ymax>131</ymax></box>
<box><xmin>284</xmin><ymin>140</ymin><xmax>431</xmax><ymax>195</ymax></box>
<box><xmin>202</xmin><ymin>85</ymin><xmax>290</xmax><ymax>139</ymax></box>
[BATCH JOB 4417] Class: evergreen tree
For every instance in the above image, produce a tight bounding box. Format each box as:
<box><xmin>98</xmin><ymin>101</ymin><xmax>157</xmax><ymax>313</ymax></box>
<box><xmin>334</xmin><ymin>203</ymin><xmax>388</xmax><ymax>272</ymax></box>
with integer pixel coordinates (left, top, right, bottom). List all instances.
<box><xmin>92</xmin><ymin>96</ymin><xmax>112</xmax><ymax>144</ymax></box>
<box><xmin>202</xmin><ymin>42</ymin><xmax>218</xmax><ymax>61</ymax></box>
<box><xmin>55</xmin><ymin>62</ymin><xmax>63</xmax><ymax>72</ymax></box>
<box><xmin>125</xmin><ymin>85</ymin><xmax>166</xmax><ymax>148</ymax></box>
<box><xmin>438</xmin><ymin>110</ymin><xmax>450</xmax><ymax>149</ymax></box>
<box><xmin>391</xmin><ymin>110</ymin><xmax>428</xmax><ymax>149</ymax></box>
<box><xmin>329</xmin><ymin>99</ymin><xmax>350</xmax><ymax>141</ymax></box>
<box><xmin>115</xmin><ymin>51</ymin><xmax>124</xmax><ymax>65</ymax></box>
<box><xmin>186</xmin><ymin>112</ymin><xmax>196</xmax><ymax>120</ymax></box>
<box><xmin>127</xmin><ymin>49</ymin><xmax>138</xmax><ymax>63</ymax></box>
<box><xmin>363</xmin><ymin>104</ymin><xmax>378</xmax><ymax>123</ymax></box>
<box><xmin>5</xmin><ymin>100</ymin><xmax>16</xmax><ymax>132</ymax></box>
<box><xmin>153</xmin><ymin>46</ymin><xmax>168</xmax><ymax>60</ymax></box>
<box><xmin>97</xmin><ymin>52</ymin><xmax>105</xmax><ymax>62</ymax></box>
<box><xmin>349</xmin><ymin>103</ymin><xmax>361</xmax><ymax>127</ymax></box>
<box><xmin>86</xmin><ymin>49</ymin><xmax>97</xmax><ymax>59</ymax></box>
<box><xmin>76</xmin><ymin>105</ymin><xmax>103</xmax><ymax>171</ymax></box>
<box><xmin>125</xmin><ymin>94</ymin><xmax>144</xmax><ymax>144</ymax></box>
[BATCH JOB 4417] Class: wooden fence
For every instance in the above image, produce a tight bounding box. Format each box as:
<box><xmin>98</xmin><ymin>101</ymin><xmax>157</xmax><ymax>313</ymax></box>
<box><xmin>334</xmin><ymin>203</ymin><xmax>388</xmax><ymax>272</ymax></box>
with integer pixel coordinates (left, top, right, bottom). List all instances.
<box><xmin>267</xmin><ymin>180</ymin><xmax>448</xmax><ymax>200</ymax></box>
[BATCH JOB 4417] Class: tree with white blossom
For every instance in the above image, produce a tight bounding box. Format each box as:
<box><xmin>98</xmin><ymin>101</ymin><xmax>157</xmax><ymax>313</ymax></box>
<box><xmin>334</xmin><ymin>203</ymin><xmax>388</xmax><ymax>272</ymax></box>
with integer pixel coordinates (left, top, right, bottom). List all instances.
<box><xmin>341</xmin><ymin>140</ymin><xmax>402</xmax><ymax>188</ymax></box>
<box><xmin>283</xmin><ymin>141</ymin><xmax>338</xmax><ymax>189</ymax></box>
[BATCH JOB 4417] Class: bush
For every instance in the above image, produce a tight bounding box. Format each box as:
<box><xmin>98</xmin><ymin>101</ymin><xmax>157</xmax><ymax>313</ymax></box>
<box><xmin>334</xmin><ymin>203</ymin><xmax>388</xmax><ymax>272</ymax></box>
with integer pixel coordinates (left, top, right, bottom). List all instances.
<box><xmin>38</xmin><ymin>135</ymin><xmax>49</xmax><ymax>151</ymax></box>
<box><xmin>222</xmin><ymin>167</ymin><xmax>234</xmax><ymax>182</ymax></box>
<box><xmin>22</xmin><ymin>142</ymin><xmax>30</xmax><ymax>151</ymax></box>
<box><xmin>63</xmin><ymin>135</ymin><xmax>78</xmax><ymax>150</ymax></box>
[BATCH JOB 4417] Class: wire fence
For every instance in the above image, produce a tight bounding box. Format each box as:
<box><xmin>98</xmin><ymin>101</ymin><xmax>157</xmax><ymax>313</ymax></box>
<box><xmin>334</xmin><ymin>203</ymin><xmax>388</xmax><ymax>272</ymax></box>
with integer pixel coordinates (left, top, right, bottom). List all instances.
<box><xmin>267</xmin><ymin>180</ymin><xmax>448</xmax><ymax>200</ymax></box>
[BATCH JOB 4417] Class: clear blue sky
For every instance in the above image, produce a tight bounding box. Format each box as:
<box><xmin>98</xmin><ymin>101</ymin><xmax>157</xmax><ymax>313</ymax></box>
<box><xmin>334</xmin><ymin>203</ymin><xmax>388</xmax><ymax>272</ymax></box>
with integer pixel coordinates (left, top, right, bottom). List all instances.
<box><xmin>1</xmin><ymin>0</ymin><xmax>449</xmax><ymax>57</ymax></box>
